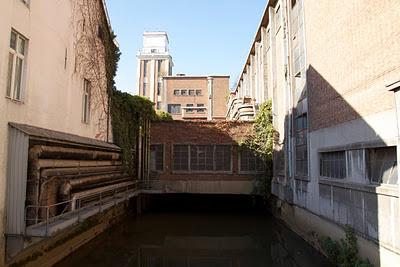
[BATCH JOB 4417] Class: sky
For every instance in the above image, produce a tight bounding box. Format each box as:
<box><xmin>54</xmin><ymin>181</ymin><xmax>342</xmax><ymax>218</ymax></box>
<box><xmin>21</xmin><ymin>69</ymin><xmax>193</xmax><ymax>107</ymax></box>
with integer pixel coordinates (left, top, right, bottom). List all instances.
<box><xmin>105</xmin><ymin>0</ymin><xmax>267</xmax><ymax>95</ymax></box>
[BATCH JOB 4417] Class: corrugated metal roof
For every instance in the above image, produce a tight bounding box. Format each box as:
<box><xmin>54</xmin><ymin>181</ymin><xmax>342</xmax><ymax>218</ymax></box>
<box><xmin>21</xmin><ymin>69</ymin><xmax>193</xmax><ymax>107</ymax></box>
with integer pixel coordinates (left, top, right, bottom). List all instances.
<box><xmin>9</xmin><ymin>123</ymin><xmax>120</xmax><ymax>151</ymax></box>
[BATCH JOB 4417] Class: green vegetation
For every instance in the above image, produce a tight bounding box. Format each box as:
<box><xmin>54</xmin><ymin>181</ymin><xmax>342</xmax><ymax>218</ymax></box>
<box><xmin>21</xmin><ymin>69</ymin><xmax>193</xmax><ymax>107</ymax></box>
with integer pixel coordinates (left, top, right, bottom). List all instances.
<box><xmin>153</xmin><ymin>110</ymin><xmax>173</xmax><ymax>122</ymax></box>
<box><xmin>110</xmin><ymin>91</ymin><xmax>155</xmax><ymax>174</ymax></box>
<box><xmin>240</xmin><ymin>100</ymin><xmax>274</xmax><ymax>199</ymax></box>
<box><xmin>321</xmin><ymin>225</ymin><xmax>374</xmax><ymax>267</ymax></box>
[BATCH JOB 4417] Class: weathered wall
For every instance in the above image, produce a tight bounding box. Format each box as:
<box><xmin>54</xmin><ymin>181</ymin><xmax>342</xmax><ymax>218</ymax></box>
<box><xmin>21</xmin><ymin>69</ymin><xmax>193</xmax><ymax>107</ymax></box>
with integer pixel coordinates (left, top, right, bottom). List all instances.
<box><xmin>150</xmin><ymin>121</ymin><xmax>258</xmax><ymax>194</ymax></box>
<box><xmin>0</xmin><ymin>0</ymin><xmax>112</xmax><ymax>264</ymax></box>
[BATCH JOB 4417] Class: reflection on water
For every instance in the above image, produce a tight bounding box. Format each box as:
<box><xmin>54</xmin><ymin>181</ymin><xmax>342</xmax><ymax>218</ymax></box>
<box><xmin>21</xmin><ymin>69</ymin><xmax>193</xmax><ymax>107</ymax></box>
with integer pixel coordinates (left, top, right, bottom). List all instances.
<box><xmin>55</xmin><ymin>212</ymin><xmax>331</xmax><ymax>267</ymax></box>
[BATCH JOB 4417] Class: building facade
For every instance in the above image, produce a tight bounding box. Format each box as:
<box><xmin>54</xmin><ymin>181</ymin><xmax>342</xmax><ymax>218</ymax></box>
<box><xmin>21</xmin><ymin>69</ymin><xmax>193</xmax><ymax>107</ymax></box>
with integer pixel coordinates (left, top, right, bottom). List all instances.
<box><xmin>162</xmin><ymin>75</ymin><xmax>229</xmax><ymax>121</ymax></box>
<box><xmin>229</xmin><ymin>0</ymin><xmax>400</xmax><ymax>265</ymax></box>
<box><xmin>137</xmin><ymin>32</ymin><xmax>173</xmax><ymax>105</ymax></box>
<box><xmin>150</xmin><ymin>121</ymin><xmax>260</xmax><ymax>194</ymax></box>
<box><xmin>0</xmin><ymin>0</ymin><xmax>117</xmax><ymax>264</ymax></box>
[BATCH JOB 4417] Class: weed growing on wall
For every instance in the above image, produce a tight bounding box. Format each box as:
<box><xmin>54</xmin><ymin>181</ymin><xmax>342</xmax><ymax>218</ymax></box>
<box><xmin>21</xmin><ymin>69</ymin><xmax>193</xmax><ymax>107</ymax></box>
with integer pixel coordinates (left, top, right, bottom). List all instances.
<box><xmin>321</xmin><ymin>225</ymin><xmax>374</xmax><ymax>267</ymax></box>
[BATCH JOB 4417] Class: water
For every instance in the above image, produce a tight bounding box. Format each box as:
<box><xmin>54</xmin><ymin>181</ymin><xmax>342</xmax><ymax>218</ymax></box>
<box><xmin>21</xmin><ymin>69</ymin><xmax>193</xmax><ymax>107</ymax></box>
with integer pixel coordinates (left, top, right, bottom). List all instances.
<box><xmin>55</xmin><ymin>205</ymin><xmax>332</xmax><ymax>267</ymax></box>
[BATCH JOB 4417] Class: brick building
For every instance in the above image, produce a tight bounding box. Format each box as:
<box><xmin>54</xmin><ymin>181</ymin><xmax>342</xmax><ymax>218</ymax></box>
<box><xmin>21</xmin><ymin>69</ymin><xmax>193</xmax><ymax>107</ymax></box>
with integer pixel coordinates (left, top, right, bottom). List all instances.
<box><xmin>149</xmin><ymin>121</ymin><xmax>262</xmax><ymax>194</ymax></box>
<box><xmin>228</xmin><ymin>0</ymin><xmax>400</xmax><ymax>265</ymax></box>
<box><xmin>162</xmin><ymin>75</ymin><xmax>229</xmax><ymax>121</ymax></box>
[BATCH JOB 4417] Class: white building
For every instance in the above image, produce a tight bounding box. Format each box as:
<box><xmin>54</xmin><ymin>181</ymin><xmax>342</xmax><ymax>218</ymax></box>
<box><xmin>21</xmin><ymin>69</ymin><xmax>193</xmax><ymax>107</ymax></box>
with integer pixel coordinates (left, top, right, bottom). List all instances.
<box><xmin>137</xmin><ymin>32</ymin><xmax>173</xmax><ymax>108</ymax></box>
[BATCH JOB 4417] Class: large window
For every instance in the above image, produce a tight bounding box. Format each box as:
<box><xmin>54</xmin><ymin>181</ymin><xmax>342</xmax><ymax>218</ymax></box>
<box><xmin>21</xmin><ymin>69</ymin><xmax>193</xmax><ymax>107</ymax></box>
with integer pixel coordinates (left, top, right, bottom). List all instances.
<box><xmin>191</xmin><ymin>145</ymin><xmax>214</xmax><ymax>171</ymax></box>
<box><xmin>173</xmin><ymin>145</ymin><xmax>189</xmax><ymax>171</ymax></box>
<box><xmin>7</xmin><ymin>30</ymin><xmax>27</xmax><ymax>101</ymax></box>
<box><xmin>82</xmin><ymin>79</ymin><xmax>91</xmax><ymax>124</ymax></box>
<box><xmin>143</xmin><ymin>60</ymin><xmax>148</xmax><ymax>77</ymax></box>
<box><xmin>320</xmin><ymin>151</ymin><xmax>346</xmax><ymax>179</ymax></box>
<box><xmin>295</xmin><ymin>114</ymin><xmax>308</xmax><ymax>177</ymax></box>
<box><xmin>367</xmin><ymin>147</ymin><xmax>397</xmax><ymax>185</ymax></box>
<box><xmin>168</xmin><ymin>104</ymin><xmax>181</xmax><ymax>114</ymax></box>
<box><xmin>215</xmin><ymin>145</ymin><xmax>232</xmax><ymax>171</ymax></box>
<box><xmin>240</xmin><ymin>148</ymin><xmax>264</xmax><ymax>173</ymax></box>
<box><xmin>172</xmin><ymin>145</ymin><xmax>232</xmax><ymax>172</ymax></box>
<box><xmin>150</xmin><ymin>145</ymin><xmax>164</xmax><ymax>171</ymax></box>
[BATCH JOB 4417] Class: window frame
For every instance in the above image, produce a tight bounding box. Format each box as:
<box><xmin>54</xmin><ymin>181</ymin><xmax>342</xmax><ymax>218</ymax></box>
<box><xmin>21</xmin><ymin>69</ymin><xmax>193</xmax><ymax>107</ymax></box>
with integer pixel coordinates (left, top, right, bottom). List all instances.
<box><xmin>172</xmin><ymin>144</ymin><xmax>233</xmax><ymax>174</ymax></box>
<box><xmin>319</xmin><ymin>151</ymin><xmax>347</xmax><ymax>180</ymax></box>
<box><xmin>6</xmin><ymin>30</ymin><xmax>27</xmax><ymax>102</ymax></box>
<box><xmin>82</xmin><ymin>79</ymin><xmax>91</xmax><ymax>124</ymax></box>
<box><xmin>150</xmin><ymin>144</ymin><xmax>165</xmax><ymax>172</ymax></box>
<box><xmin>238</xmin><ymin>148</ymin><xmax>265</xmax><ymax>174</ymax></box>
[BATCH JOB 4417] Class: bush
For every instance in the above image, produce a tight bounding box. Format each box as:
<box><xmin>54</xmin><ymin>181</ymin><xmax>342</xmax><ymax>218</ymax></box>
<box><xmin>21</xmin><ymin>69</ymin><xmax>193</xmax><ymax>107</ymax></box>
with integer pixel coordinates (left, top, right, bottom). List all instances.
<box><xmin>321</xmin><ymin>225</ymin><xmax>374</xmax><ymax>267</ymax></box>
<box><xmin>153</xmin><ymin>110</ymin><xmax>173</xmax><ymax>122</ymax></box>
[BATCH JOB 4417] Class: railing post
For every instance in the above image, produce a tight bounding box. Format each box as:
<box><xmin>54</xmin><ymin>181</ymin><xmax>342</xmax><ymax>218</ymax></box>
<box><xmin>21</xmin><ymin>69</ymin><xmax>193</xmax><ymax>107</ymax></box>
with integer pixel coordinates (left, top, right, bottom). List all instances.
<box><xmin>77</xmin><ymin>199</ymin><xmax>81</xmax><ymax>222</ymax></box>
<box><xmin>99</xmin><ymin>193</ymin><xmax>102</xmax><ymax>212</ymax></box>
<box><xmin>45</xmin><ymin>207</ymin><xmax>49</xmax><ymax>236</ymax></box>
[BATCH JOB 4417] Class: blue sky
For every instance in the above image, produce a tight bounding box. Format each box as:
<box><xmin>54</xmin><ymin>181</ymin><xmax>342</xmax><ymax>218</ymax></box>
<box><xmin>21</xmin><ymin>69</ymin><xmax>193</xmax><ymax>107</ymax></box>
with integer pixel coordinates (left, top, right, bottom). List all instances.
<box><xmin>105</xmin><ymin>0</ymin><xmax>267</xmax><ymax>94</ymax></box>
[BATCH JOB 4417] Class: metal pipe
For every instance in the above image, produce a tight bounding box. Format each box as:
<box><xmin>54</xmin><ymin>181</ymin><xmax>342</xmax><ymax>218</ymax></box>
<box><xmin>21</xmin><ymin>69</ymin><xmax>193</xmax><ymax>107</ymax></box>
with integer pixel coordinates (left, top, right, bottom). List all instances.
<box><xmin>40</xmin><ymin>165</ymin><xmax>123</xmax><ymax>179</ymax></box>
<box><xmin>30</xmin><ymin>145</ymin><xmax>121</xmax><ymax>161</ymax></box>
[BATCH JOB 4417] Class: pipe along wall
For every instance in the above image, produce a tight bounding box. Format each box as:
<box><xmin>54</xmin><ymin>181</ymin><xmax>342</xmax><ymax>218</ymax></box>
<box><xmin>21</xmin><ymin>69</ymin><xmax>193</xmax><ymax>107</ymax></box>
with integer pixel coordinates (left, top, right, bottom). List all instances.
<box><xmin>26</xmin><ymin>145</ymin><xmax>128</xmax><ymax>224</ymax></box>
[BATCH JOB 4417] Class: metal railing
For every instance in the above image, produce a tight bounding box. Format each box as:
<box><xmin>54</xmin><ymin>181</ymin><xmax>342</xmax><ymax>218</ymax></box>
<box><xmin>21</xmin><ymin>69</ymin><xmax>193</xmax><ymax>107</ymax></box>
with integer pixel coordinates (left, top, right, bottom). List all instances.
<box><xmin>24</xmin><ymin>180</ymin><xmax>165</xmax><ymax>235</ymax></box>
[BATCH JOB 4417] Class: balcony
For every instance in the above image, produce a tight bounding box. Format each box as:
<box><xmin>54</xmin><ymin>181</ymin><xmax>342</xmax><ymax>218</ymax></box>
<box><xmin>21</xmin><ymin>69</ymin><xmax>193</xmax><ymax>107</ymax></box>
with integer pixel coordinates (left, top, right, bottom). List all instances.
<box><xmin>226</xmin><ymin>96</ymin><xmax>256</xmax><ymax>121</ymax></box>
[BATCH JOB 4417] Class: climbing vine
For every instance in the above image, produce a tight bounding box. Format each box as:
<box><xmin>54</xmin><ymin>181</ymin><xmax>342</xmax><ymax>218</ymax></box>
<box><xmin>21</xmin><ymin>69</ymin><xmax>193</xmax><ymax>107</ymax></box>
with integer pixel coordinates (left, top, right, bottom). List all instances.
<box><xmin>240</xmin><ymin>100</ymin><xmax>274</xmax><ymax>199</ymax></box>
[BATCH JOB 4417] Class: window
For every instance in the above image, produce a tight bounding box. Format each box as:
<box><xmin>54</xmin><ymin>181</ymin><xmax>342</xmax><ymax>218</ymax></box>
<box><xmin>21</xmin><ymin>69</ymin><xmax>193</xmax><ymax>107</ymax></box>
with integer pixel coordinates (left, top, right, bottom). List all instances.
<box><xmin>240</xmin><ymin>148</ymin><xmax>264</xmax><ymax>173</ymax></box>
<box><xmin>196</xmin><ymin>90</ymin><xmax>202</xmax><ymax>96</ymax></box>
<box><xmin>191</xmin><ymin>145</ymin><xmax>214</xmax><ymax>171</ymax></box>
<box><xmin>320</xmin><ymin>151</ymin><xmax>346</xmax><ymax>179</ymax></box>
<box><xmin>157</xmin><ymin>82</ymin><xmax>162</xmax><ymax>96</ymax></box>
<box><xmin>156</xmin><ymin>102</ymin><xmax>162</xmax><ymax>110</ymax></box>
<box><xmin>173</xmin><ymin>90</ymin><xmax>180</xmax><ymax>96</ymax></box>
<box><xmin>367</xmin><ymin>147</ymin><xmax>397</xmax><ymax>185</ymax></box>
<box><xmin>151</xmin><ymin>49</ymin><xmax>157</xmax><ymax>53</ymax></box>
<box><xmin>143</xmin><ymin>83</ymin><xmax>147</xmax><ymax>96</ymax></box>
<box><xmin>173</xmin><ymin>145</ymin><xmax>189</xmax><ymax>171</ymax></box>
<box><xmin>6</xmin><ymin>30</ymin><xmax>27</xmax><ymax>101</ymax></box>
<box><xmin>295</xmin><ymin>114</ymin><xmax>308</xmax><ymax>177</ymax></box>
<box><xmin>181</xmin><ymin>89</ymin><xmax>188</xmax><ymax>96</ymax></box>
<box><xmin>186</xmin><ymin>104</ymin><xmax>194</xmax><ymax>113</ymax></box>
<box><xmin>275</xmin><ymin>6</ymin><xmax>281</xmax><ymax>32</ymax></box>
<box><xmin>150</xmin><ymin>145</ymin><xmax>164</xmax><ymax>171</ymax></box>
<box><xmin>143</xmin><ymin>60</ymin><xmax>148</xmax><ymax>77</ymax></box>
<box><xmin>82</xmin><ymin>79</ymin><xmax>91</xmax><ymax>124</ymax></box>
<box><xmin>168</xmin><ymin>104</ymin><xmax>181</xmax><ymax>114</ymax></box>
<box><xmin>189</xmin><ymin>90</ymin><xmax>195</xmax><ymax>96</ymax></box>
<box><xmin>197</xmin><ymin>104</ymin><xmax>205</xmax><ymax>113</ymax></box>
<box><xmin>157</xmin><ymin>60</ymin><xmax>163</xmax><ymax>74</ymax></box>
<box><xmin>215</xmin><ymin>145</ymin><xmax>232</xmax><ymax>171</ymax></box>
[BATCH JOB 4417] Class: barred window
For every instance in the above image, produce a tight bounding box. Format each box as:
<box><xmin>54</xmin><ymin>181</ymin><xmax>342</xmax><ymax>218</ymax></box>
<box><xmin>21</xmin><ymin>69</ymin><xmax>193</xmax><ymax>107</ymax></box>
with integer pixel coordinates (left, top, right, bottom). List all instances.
<box><xmin>240</xmin><ymin>149</ymin><xmax>264</xmax><ymax>173</ymax></box>
<box><xmin>190</xmin><ymin>145</ymin><xmax>214</xmax><ymax>171</ymax></box>
<box><xmin>215</xmin><ymin>145</ymin><xmax>231</xmax><ymax>171</ymax></box>
<box><xmin>320</xmin><ymin>151</ymin><xmax>346</xmax><ymax>179</ymax></box>
<box><xmin>173</xmin><ymin>145</ymin><xmax>189</xmax><ymax>171</ymax></box>
<box><xmin>367</xmin><ymin>147</ymin><xmax>397</xmax><ymax>185</ymax></box>
<box><xmin>150</xmin><ymin>145</ymin><xmax>164</xmax><ymax>171</ymax></box>
<box><xmin>168</xmin><ymin>104</ymin><xmax>181</xmax><ymax>114</ymax></box>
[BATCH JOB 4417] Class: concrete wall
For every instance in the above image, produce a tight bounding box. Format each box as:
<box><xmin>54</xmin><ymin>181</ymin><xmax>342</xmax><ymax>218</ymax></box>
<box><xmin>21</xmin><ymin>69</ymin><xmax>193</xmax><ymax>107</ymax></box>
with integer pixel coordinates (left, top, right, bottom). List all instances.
<box><xmin>230</xmin><ymin>0</ymin><xmax>400</xmax><ymax>265</ymax></box>
<box><xmin>0</xmin><ymin>0</ymin><xmax>113</xmax><ymax>264</ymax></box>
<box><xmin>150</xmin><ymin>121</ymin><xmax>258</xmax><ymax>195</ymax></box>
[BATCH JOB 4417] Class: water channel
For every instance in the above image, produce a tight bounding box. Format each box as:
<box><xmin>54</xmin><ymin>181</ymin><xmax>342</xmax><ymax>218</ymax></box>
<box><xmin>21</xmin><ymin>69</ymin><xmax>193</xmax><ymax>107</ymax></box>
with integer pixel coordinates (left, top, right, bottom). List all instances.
<box><xmin>55</xmin><ymin>195</ymin><xmax>332</xmax><ymax>267</ymax></box>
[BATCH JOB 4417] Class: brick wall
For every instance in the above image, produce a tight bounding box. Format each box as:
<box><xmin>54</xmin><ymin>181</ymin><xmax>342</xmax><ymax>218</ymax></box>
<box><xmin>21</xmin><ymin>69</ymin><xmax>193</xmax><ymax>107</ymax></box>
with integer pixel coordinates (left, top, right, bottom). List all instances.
<box><xmin>150</xmin><ymin>121</ymin><xmax>256</xmax><ymax>181</ymax></box>
<box><xmin>305</xmin><ymin>0</ymin><xmax>400</xmax><ymax>132</ymax></box>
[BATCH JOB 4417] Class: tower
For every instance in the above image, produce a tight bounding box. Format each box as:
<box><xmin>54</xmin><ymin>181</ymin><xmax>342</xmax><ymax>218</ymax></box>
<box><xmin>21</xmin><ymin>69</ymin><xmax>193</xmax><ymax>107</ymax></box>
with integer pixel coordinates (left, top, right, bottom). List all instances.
<box><xmin>137</xmin><ymin>32</ymin><xmax>173</xmax><ymax>108</ymax></box>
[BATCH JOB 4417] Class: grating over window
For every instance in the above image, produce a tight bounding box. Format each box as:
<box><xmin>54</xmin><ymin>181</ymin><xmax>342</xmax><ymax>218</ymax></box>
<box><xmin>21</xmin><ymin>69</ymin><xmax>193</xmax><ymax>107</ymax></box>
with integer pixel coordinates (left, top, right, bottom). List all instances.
<box><xmin>367</xmin><ymin>146</ymin><xmax>398</xmax><ymax>185</ymax></box>
<box><xmin>320</xmin><ymin>151</ymin><xmax>346</xmax><ymax>179</ymax></box>
<box><xmin>173</xmin><ymin>145</ymin><xmax>189</xmax><ymax>171</ymax></box>
<box><xmin>295</xmin><ymin>114</ymin><xmax>308</xmax><ymax>177</ymax></box>
<box><xmin>215</xmin><ymin>145</ymin><xmax>232</xmax><ymax>171</ymax></box>
<box><xmin>240</xmin><ymin>148</ymin><xmax>264</xmax><ymax>173</ymax></box>
<box><xmin>190</xmin><ymin>145</ymin><xmax>214</xmax><ymax>171</ymax></box>
<box><xmin>150</xmin><ymin>145</ymin><xmax>164</xmax><ymax>171</ymax></box>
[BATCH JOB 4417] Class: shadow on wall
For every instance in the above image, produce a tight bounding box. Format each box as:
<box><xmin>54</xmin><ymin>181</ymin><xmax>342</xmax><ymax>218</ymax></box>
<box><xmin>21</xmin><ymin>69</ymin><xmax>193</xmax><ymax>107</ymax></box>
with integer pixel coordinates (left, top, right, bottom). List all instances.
<box><xmin>275</xmin><ymin>65</ymin><xmax>398</xmax><ymax>265</ymax></box>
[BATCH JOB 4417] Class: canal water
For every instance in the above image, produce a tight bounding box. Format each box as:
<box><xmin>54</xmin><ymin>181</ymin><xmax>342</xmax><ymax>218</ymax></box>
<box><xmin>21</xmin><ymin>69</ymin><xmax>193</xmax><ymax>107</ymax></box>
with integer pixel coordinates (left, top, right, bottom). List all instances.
<box><xmin>55</xmin><ymin>196</ymin><xmax>332</xmax><ymax>267</ymax></box>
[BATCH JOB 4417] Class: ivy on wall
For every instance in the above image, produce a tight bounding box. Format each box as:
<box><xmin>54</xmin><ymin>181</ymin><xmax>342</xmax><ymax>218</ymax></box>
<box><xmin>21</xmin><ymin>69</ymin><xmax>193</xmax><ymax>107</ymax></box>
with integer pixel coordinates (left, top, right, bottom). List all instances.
<box><xmin>240</xmin><ymin>100</ymin><xmax>274</xmax><ymax>199</ymax></box>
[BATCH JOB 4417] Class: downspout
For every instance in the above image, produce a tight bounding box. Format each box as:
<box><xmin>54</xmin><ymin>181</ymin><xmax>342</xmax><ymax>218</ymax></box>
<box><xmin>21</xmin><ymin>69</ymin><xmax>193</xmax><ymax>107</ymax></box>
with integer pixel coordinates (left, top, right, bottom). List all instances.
<box><xmin>207</xmin><ymin>77</ymin><xmax>214</xmax><ymax>121</ymax></box>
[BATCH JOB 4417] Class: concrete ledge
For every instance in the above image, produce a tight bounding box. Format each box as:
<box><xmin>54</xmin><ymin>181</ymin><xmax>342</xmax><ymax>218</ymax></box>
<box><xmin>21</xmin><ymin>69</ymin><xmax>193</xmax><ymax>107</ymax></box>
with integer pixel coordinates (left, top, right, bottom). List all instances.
<box><xmin>273</xmin><ymin>199</ymin><xmax>400</xmax><ymax>267</ymax></box>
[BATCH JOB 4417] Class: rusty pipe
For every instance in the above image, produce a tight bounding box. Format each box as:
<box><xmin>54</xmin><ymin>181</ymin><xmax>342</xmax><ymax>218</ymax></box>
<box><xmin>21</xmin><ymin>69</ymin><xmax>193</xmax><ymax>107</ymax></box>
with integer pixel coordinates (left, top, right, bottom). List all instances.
<box><xmin>30</xmin><ymin>145</ymin><xmax>121</xmax><ymax>161</ymax></box>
